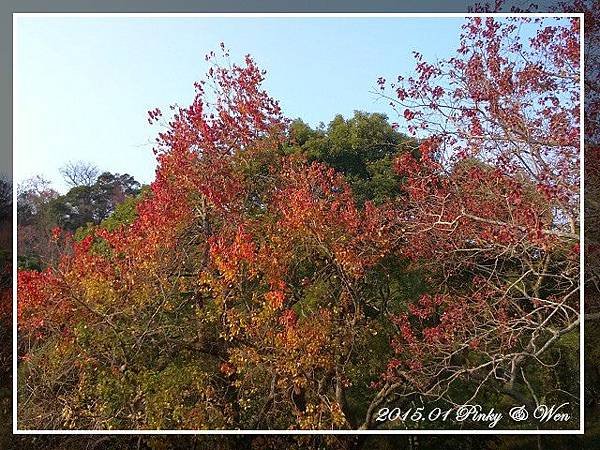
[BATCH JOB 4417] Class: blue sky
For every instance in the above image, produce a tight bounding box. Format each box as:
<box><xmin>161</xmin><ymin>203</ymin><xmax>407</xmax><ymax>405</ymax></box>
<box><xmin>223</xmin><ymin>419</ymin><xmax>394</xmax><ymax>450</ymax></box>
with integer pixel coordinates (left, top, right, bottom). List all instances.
<box><xmin>14</xmin><ymin>16</ymin><xmax>467</xmax><ymax>193</ymax></box>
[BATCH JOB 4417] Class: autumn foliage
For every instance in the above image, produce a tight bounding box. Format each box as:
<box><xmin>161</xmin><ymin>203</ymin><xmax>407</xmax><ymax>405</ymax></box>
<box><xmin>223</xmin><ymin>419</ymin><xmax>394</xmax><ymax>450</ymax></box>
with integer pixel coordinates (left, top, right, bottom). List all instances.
<box><xmin>17</xmin><ymin>18</ymin><xmax>581</xmax><ymax>431</ymax></box>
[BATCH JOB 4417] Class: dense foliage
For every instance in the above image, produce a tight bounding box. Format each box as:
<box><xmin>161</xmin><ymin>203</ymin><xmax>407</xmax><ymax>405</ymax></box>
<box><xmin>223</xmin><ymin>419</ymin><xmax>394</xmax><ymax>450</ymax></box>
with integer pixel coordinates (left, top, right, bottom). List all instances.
<box><xmin>17</xmin><ymin>171</ymin><xmax>141</xmax><ymax>270</ymax></box>
<box><xmin>15</xmin><ymin>17</ymin><xmax>582</xmax><ymax>433</ymax></box>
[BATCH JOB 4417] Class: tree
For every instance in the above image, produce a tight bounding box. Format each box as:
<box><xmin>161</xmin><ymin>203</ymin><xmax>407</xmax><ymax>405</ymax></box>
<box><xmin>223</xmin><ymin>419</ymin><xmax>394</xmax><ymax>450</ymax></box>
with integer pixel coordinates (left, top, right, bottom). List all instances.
<box><xmin>0</xmin><ymin>179</ymin><xmax>10</xmax><ymax>222</ymax></box>
<box><xmin>92</xmin><ymin>172</ymin><xmax>141</xmax><ymax>220</ymax></box>
<box><xmin>0</xmin><ymin>178</ymin><xmax>12</xmax><ymax>447</ymax></box>
<box><xmin>59</xmin><ymin>161</ymin><xmax>99</xmax><ymax>188</ymax></box>
<box><xmin>18</xmin><ymin>47</ymin><xmax>397</xmax><ymax>430</ymax></box>
<box><xmin>286</xmin><ymin>112</ymin><xmax>416</xmax><ymax>204</ymax></box>
<box><xmin>49</xmin><ymin>171</ymin><xmax>141</xmax><ymax>232</ymax></box>
<box><xmin>16</xmin><ymin>176</ymin><xmax>61</xmax><ymax>269</ymax></box>
<box><xmin>370</xmin><ymin>16</ymin><xmax>580</xmax><ymax>427</ymax></box>
<box><xmin>17</xmin><ymin>172</ymin><xmax>141</xmax><ymax>269</ymax></box>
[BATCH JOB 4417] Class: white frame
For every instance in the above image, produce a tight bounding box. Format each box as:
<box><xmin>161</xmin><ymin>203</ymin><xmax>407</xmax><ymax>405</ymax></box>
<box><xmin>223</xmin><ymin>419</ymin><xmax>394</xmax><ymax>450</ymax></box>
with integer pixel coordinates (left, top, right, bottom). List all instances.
<box><xmin>12</xmin><ymin>12</ymin><xmax>585</xmax><ymax>435</ymax></box>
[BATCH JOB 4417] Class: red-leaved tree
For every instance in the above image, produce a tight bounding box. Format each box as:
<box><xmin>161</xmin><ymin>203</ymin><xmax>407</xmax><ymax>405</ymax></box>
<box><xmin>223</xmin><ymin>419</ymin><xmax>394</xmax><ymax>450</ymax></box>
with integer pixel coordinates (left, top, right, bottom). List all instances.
<box><xmin>368</xmin><ymin>16</ymin><xmax>581</xmax><ymax>426</ymax></box>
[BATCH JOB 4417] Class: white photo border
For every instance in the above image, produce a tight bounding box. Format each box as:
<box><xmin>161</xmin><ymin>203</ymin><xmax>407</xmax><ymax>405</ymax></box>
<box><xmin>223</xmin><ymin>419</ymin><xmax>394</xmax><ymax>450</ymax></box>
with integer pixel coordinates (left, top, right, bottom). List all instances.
<box><xmin>12</xmin><ymin>11</ymin><xmax>586</xmax><ymax>435</ymax></box>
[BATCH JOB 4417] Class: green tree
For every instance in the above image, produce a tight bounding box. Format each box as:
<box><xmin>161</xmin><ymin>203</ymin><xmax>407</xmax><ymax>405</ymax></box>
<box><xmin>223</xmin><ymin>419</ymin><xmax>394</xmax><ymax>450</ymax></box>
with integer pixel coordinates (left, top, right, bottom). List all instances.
<box><xmin>50</xmin><ymin>172</ymin><xmax>141</xmax><ymax>232</ymax></box>
<box><xmin>17</xmin><ymin>171</ymin><xmax>141</xmax><ymax>269</ymax></box>
<box><xmin>286</xmin><ymin>112</ymin><xmax>416</xmax><ymax>204</ymax></box>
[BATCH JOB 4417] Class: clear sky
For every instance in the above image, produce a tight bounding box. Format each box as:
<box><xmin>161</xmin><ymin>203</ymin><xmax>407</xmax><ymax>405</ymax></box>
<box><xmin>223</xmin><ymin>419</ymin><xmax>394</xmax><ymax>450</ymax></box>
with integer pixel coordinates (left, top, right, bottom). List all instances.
<box><xmin>14</xmin><ymin>16</ymin><xmax>467</xmax><ymax>193</ymax></box>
